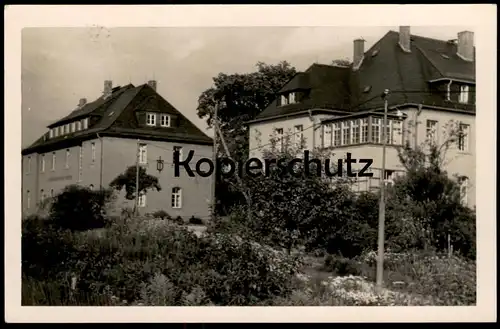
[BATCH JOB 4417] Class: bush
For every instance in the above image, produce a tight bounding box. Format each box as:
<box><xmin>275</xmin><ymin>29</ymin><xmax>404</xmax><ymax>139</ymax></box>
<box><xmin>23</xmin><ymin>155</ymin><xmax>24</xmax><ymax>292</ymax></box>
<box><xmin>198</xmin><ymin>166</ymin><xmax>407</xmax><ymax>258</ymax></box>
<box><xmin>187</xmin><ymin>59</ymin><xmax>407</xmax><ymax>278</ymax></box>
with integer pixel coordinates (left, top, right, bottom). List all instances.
<box><xmin>22</xmin><ymin>216</ymin><xmax>78</xmax><ymax>280</ymax></box>
<box><xmin>22</xmin><ymin>215</ymin><xmax>302</xmax><ymax>306</ymax></box>
<box><xmin>188</xmin><ymin>216</ymin><xmax>204</xmax><ymax>225</ymax></box>
<box><xmin>173</xmin><ymin>216</ymin><xmax>184</xmax><ymax>225</ymax></box>
<box><xmin>152</xmin><ymin>210</ymin><xmax>171</xmax><ymax>220</ymax></box>
<box><xmin>50</xmin><ymin>185</ymin><xmax>114</xmax><ymax>231</ymax></box>
<box><xmin>358</xmin><ymin>250</ymin><xmax>476</xmax><ymax>305</ymax></box>
<box><xmin>323</xmin><ymin>254</ymin><xmax>363</xmax><ymax>276</ymax></box>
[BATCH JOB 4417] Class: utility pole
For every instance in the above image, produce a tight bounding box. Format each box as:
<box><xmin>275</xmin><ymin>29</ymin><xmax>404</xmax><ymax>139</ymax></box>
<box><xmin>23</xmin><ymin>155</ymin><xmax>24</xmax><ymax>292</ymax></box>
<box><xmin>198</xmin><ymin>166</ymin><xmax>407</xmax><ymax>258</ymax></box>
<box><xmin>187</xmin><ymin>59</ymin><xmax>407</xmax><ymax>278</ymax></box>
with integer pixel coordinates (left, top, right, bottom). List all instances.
<box><xmin>211</xmin><ymin>103</ymin><xmax>218</xmax><ymax>219</ymax></box>
<box><xmin>376</xmin><ymin>89</ymin><xmax>389</xmax><ymax>289</ymax></box>
<box><xmin>135</xmin><ymin>139</ymin><xmax>140</xmax><ymax>216</ymax></box>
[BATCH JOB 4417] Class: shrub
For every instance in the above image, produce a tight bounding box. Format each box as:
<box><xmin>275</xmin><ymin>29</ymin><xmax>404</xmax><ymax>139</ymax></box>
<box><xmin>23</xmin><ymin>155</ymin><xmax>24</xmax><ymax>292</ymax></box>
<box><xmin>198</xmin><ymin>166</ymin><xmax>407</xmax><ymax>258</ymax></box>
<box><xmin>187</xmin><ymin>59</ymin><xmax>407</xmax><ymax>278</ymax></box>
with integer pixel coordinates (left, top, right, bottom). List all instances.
<box><xmin>22</xmin><ymin>216</ymin><xmax>78</xmax><ymax>280</ymax></box>
<box><xmin>50</xmin><ymin>185</ymin><xmax>113</xmax><ymax>231</ymax></box>
<box><xmin>358</xmin><ymin>250</ymin><xmax>476</xmax><ymax>305</ymax></box>
<box><xmin>173</xmin><ymin>216</ymin><xmax>184</xmax><ymax>225</ymax></box>
<box><xmin>152</xmin><ymin>210</ymin><xmax>171</xmax><ymax>220</ymax></box>
<box><xmin>188</xmin><ymin>216</ymin><xmax>204</xmax><ymax>225</ymax></box>
<box><xmin>323</xmin><ymin>254</ymin><xmax>363</xmax><ymax>276</ymax></box>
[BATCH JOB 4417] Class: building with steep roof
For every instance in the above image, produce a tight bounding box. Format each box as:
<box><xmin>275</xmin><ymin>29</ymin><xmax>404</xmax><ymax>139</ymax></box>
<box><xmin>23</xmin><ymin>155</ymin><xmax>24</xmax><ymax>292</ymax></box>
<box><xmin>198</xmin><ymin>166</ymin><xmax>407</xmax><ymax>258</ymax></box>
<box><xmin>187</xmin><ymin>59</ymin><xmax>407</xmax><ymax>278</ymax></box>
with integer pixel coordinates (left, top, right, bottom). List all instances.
<box><xmin>22</xmin><ymin>80</ymin><xmax>213</xmax><ymax>218</ymax></box>
<box><xmin>248</xmin><ymin>27</ymin><xmax>475</xmax><ymax>207</ymax></box>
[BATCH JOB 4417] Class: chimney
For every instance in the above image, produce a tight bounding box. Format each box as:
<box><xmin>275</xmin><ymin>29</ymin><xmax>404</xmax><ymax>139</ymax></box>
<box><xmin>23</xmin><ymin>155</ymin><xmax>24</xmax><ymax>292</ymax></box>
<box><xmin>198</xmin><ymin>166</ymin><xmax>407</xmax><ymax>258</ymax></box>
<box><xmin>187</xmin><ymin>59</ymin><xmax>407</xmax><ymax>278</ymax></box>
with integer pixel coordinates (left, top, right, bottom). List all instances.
<box><xmin>457</xmin><ymin>31</ymin><xmax>474</xmax><ymax>61</ymax></box>
<box><xmin>78</xmin><ymin>98</ymin><xmax>87</xmax><ymax>107</ymax></box>
<box><xmin>103</xmin><ymin>80</ymin><xmax>112</xmax><ymax>99</ymax></box>
<box><xmin>147</xmin><ymin>80</ymin><xmax>157</xmax><ymax>91</ymax></box>
<box><xmin>399</xmin><ymin>26</ymin><xmax>411</xmax><ymax>52</ymax></box>
<box><xmin>353</xmin><ymin>39</ymin><xmax>365</xmax><ymax>69</ymax></box>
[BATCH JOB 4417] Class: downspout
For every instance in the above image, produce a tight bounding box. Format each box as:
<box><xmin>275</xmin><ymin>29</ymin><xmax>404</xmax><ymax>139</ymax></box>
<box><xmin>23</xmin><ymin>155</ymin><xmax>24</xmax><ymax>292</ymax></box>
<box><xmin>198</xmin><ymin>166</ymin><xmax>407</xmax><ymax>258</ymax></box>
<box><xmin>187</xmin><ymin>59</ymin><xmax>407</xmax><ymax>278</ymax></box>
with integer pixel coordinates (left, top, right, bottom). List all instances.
<box><xmin>97</xmin><ymin>133</ymin><xmax>104</xmax><ymax>189</ymax></box>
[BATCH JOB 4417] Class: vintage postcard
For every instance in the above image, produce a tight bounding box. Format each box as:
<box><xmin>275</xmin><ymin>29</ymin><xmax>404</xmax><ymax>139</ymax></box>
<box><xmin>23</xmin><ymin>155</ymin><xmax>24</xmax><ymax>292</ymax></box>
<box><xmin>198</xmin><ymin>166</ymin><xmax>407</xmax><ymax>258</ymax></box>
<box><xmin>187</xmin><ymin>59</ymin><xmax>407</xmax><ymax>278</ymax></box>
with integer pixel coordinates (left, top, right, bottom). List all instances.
<box><xmin>4</xmin><ymin>4</ymin><xmax>497</xmax><ymax>323</ymax></box>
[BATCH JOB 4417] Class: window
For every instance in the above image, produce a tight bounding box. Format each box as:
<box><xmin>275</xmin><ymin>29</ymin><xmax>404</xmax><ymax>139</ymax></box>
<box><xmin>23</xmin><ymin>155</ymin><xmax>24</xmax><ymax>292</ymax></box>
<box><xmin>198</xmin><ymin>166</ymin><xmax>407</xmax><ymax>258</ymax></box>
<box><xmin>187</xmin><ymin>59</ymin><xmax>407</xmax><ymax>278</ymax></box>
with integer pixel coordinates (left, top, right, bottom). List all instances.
<box><xmin>51</xmin><ymin>152</ymin><xmax>56</xmax><ymax>171</ymax></box>
<box><xmin>289</xmin><ymin>92</ymin><xmax>296</xmax><ymax>104</ymax></box>
<box><xmin>65</xmin><ymin>149</ymin><xmax>70</xmax><ymax>168</ymax></box>
<box><xmin>54</xmin><ymin>128</ymin><xmax>59</xmax><ymax>137</ymax></box>
<box><xmin>138</xmin><ymin>192</ymin><xmax>146</xmax><ymax>207</ymax></box>
<box><xmin>146</xmin><ymin>113</ymin><xmax>156</xmax><ymax>126</ymax></box>
<box><xmin>459</xmin><ymin>176</ymin><xmax>469</xmax><ymax>205</ymax></box>
<box><xmin>351</xmin><ymin>119</ymin><xmax>360</xmax><ymax>144</ymax></box>
<box><xmin>71</xmin><ymin>122</ymin><xmax>76</xmax><ymax>133</ymax></box>
<box><xmin>458</xmin><ymin>123</ymin><xmax>470</xmax><ymax>152</ymax></box>
<box><xmin>91</xmin><ymin>142</ymin><xmax>96</xmax><ymax>162</ymax></box>
<box><xmin>371</xmin><ymin>117</ymin><xmax>381</xmax><ymax>143</ymax></box>
<box><xmin>171</xmin><ymin>187</ymin><xmax>182</xmax><ymax>208</ymax></box>
<box><xmin>384</xmin><ymin>119</ymin><xmax>393</xmax><ymax>144</ymax></box>
<box><xmin>59</xmin><ymin>126</ymin><xmax>64</xmax><ymax>136</ymax></box>
<box><xmin>280</xmin><ymin>95</ymin><xmax>288</xmax><ymax>106</ymax></box>
<box><xmin>76</xmin><ymin>121</ymin><xmax>82</xmax><ymax>131</ymax></box>
<box><xmin>89</xmin><ymin>184</ymin><xmax>94</xmax><ymax>191</ymax></box>
<box><xmin>342</xmin><ymin>121</ymin><xmax>351</xmax><ymax>145</ymax></box>
<box><xmin>83</xmin><ymin>118</ymin><xmax>89</xmax><ymax>130</ymax></box>
<box><xmin>294</xmin><ymin>125</ymin><xmax>303</xmax><ymax>148</ymax></box>
<box><xmin>78</xmin><ymin>147</ymin><xmax>83</xmax><ymax>182</ymax></box>
<box><xmin>64</xmin><ymin>124</ymin><xmax>69</xmax><ymax>134</ymax></box>
<box><xmin>26</xmin><ymin>156</ymin><xmax>31</xmax><ymax>174</ymax></box>
<box><xmin>333</xmin><ymin>123</ymin><xmax>341</xmax><ymax>146</ymax></box>
<box><xmin>459</xmin><ymin>85</ymin><xmax>469</xmax><ymax>104</ymax></box>
<box><xmin>49</xmin><ymin>129</ymin><xmax>54</xmax><ymax>139</ymax></box>
<box><xmin>40</xmin><ymin>154</ymin><xmax>45</xmax><ymax>173</ymax></box>
<box><xmin>426</xmin><ymin>120</ymin><xmax>438</xmax><ymax>144</ymax></box>
<box><xmin>160</xmin><ymin>114</ymin><xmax>171</xmax><ymax>127</ymax></box>
<box><xmin>173</xmin><ymin>146</ymin><xmax>183</xmax><ymax>162</ymax></box>
<box><xmin>275</xmin><ymin>128</ymin><xmax>284</xmax><ymax>152</ymax></box>
<box><xmin>323</xmin><ymin>124</ymin><xmax>332</xmax><ymax>148</ymax></box>
<box><xmin>139</xmin><ymin>144</ymin><xmax>147</xmax><ymax>164</ymax></box>
<box><xmin>392</xmin><ymin>120</ymin><xmax>403</xmax><ymax>145</ymax></box>
<box><xmin>361</xmin><ymin>119</ymin><xmax>369</xmax><ymax>143</ymax></box>
<box><xmin>384</xmin><ymin>170</ymin><xmax>395</xmax><ymax>186</ymax></box>
<box><xmin>26</xmin><ymin>190</ymin><xmax>31</xmax><ymax>209</ymax></box>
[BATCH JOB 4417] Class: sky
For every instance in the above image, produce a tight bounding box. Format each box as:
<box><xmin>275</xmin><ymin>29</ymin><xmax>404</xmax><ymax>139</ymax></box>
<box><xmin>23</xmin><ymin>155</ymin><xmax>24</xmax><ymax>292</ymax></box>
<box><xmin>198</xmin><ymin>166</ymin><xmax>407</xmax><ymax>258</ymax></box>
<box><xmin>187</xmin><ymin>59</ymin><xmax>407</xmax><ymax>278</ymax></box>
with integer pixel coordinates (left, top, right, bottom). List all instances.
<box><xmin>22</xmin><ymin>26</ymin><xmax>472</xmax><ymax>148</ymax></box>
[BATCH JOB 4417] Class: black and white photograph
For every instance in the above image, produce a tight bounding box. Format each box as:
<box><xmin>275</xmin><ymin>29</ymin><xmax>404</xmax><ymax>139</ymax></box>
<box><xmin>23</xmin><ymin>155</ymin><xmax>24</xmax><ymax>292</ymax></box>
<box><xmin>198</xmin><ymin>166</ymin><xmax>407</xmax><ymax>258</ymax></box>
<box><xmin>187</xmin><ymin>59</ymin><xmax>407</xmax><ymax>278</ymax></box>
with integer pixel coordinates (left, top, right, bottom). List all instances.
<box><xmin>5</xmin><ymin>4</ymin><xmax>497</xmax><ymax>323</ymax></box>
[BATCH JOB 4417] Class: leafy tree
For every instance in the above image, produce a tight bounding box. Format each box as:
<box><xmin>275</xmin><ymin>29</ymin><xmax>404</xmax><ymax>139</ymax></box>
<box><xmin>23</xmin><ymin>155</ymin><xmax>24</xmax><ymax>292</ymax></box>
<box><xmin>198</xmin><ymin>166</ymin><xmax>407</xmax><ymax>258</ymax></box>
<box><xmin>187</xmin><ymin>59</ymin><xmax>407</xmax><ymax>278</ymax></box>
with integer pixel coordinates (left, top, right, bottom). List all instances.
<box><xmin>50</xmin><ymin>185</ymin><xmax>114</xmax><ymax>231</ymax></box>
<box><xmin>383</xmin><ymin>120</ymin><xmax>476</xmax><ymax>258</ymax></box>
<box><xmin>109</xmin><ymin>165</ymin><xmax>161</xmax><ymax>200</ymax></box>
<box><xmin>196</xmin><ymin>62</ymin><xmax>297</xmax><ymax>215</ymax></box>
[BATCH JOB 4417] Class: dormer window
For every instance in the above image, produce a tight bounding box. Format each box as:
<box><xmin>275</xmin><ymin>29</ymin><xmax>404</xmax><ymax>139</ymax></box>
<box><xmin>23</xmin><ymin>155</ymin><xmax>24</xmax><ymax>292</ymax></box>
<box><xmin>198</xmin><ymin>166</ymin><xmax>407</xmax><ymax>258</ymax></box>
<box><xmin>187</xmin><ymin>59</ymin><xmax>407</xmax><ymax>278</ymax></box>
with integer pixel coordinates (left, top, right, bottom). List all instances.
<box><xmin>83</xmin><ymin>118</ymin><xmax>89</xmax><ymax>130</ymax></box>
<box><xmin>76</xmin><ymin>121</ymin><xmax>82</xmax><ymax>131</ymax></box>
<box><xmin>49</xmin><ymin>129</ymin><xmax>54</xmax><ymax>139</ymax></box>
<box><xmin>160</xmin><ymin>114</ymin><xmax>171</xmax><ymax>127</ymax></box>
<box><xmin>280</xmin><ymin>95</ymin><xmax>289</xmax><ymax>106</ymax></box>
<box><xmin>146</xmin><ymin>112</ymin><xmax>156</xmax><ymax>126</ymax></box>
<box><xmin>279</xmin><ymin>92</ymin><xmax>297</xmax><ymax>106</ymax></box>
<box><xmin>459</xmin><ymin>85</ymin><xmax>470</xmax><ymax>104</ymax></box>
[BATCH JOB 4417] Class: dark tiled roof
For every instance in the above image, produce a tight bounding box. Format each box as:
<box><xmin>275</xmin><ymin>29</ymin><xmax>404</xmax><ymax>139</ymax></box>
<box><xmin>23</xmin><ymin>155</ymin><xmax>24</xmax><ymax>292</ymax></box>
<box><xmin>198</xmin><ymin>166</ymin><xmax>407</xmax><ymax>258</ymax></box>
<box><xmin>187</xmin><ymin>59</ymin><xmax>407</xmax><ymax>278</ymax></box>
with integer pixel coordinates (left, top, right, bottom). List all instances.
<box><xmin>250</xmin><ymin>29</ymin><xmax>476</xmax><ymax>124</ymax></box>
<box><xmin>22</xmin><ymin>83</ymin><xmax>212</xmax><ymax>155</ymax></box>
<box><xmin>255</xmin><ymin>64</ymin><xmax>351</xmax><ymax>120</ymax></box>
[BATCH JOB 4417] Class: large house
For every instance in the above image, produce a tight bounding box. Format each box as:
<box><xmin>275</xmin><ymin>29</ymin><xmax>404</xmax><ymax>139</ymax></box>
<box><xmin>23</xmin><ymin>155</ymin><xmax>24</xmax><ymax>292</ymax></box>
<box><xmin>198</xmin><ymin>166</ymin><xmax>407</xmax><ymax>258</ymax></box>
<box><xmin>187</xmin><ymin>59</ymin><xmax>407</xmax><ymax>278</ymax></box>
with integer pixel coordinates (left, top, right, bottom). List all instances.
<box><xmin>22</xmin><ymin>80</ymin><xmax>213</xmax><ymax>218</ymax></box>
<box><xmin>248</xmin><ymin>26</ymin><xmax>475</xmax><ymax>207</ymax></box>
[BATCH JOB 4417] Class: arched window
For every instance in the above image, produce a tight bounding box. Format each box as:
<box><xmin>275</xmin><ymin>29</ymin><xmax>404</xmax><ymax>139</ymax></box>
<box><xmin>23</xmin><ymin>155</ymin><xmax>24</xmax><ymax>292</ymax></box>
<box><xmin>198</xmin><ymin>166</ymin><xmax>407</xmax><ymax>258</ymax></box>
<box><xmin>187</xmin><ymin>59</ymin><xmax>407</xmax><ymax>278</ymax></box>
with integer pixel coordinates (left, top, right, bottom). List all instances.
<box><xmin>89</xmin><ymin>184</ymin><xmax>94</xmax><ymax>191</ymax></box>
<box><xmin>171</xmin><ymin>187</ymin><xmax>182</xmax><ymax>209</ymax></box>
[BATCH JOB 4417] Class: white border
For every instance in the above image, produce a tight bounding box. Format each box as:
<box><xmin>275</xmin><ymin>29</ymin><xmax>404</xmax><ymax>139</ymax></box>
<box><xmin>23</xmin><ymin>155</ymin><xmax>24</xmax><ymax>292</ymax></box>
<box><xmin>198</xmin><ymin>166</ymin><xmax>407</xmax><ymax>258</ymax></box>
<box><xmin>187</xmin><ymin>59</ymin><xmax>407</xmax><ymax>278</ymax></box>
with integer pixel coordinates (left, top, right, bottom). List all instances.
<box><xmin>5</xmin><ymin>4</ymin><xmax>497</xmax><ymax>323</ymax></box>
